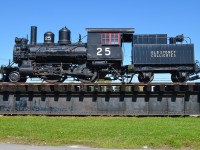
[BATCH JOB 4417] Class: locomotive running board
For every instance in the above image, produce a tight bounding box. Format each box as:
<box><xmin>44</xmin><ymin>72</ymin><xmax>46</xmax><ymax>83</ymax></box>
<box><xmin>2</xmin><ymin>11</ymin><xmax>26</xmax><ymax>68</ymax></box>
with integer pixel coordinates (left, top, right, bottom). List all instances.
<box><xmin>0</xmin><ymin>82</ymin><xmax>200</xmax><ymax>116</ymax></box>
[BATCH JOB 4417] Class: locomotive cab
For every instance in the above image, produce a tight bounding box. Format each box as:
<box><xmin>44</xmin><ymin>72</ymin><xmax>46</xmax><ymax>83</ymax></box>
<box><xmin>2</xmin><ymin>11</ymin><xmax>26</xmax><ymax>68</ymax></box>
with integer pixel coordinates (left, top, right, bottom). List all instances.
<box><xmin>86</xmin><ymin>28</ymin><xmax>134</xmax><ymax>80</ymax></box>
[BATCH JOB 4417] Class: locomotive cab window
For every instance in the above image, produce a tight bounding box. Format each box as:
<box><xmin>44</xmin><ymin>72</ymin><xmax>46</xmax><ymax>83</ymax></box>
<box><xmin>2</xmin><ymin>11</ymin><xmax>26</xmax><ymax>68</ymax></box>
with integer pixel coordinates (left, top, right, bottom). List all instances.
<box><xmin>101</xmin><ymin>33</ymin><xmax>120</xmax><ymax>45</ymax></box>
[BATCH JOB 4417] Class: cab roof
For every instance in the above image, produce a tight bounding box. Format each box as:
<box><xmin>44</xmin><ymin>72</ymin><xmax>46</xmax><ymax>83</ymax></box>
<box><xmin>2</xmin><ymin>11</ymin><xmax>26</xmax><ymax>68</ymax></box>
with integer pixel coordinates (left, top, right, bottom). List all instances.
<box><xmin>86</xmin><ymin>28</ymin><xmax>135</xmax><ymax>33</ymax></box>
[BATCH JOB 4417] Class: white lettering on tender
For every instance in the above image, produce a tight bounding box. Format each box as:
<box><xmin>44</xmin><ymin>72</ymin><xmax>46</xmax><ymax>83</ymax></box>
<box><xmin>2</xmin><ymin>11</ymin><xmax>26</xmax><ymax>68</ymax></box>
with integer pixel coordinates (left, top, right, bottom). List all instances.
<box><xmin>151</xmin><ymin>51</ymin><xmax>176</xmax><ymax>57</ymax></box>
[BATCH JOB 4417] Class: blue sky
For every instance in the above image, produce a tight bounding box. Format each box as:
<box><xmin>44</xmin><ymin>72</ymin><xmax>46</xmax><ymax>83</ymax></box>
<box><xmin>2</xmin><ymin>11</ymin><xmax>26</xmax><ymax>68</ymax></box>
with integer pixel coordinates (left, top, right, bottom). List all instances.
<box><xmin>0</xmin><ymin>0</ymin><xmax>200</xmax><ymax>81</ymax></box>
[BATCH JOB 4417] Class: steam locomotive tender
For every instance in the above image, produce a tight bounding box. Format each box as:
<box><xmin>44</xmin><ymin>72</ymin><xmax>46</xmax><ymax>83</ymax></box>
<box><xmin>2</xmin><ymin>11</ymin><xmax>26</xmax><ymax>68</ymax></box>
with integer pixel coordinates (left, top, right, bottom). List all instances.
<box><xmin>0</xmin><ymin>26</ymin><xmax>199</xmax><ymax>83</ymax></box>
<box><xmin>128</xmin><ymin>34</ymin><xmax>200</xmax><ymax>82</ymax></box>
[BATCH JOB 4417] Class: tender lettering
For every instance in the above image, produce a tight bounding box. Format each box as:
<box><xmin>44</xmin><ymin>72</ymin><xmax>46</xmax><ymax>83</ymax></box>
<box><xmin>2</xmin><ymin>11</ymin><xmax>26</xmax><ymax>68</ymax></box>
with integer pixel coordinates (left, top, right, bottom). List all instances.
<box><xmin>151</xmin><ymin>51</ymin><xmax>176</xmax><ymax>57</ymax></box>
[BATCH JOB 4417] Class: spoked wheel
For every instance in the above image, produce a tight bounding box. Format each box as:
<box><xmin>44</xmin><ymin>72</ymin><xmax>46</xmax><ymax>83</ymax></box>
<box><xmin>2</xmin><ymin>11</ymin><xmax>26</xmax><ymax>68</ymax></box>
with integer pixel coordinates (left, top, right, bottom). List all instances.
<box><xmin>171</xmin><ymin>74</ymin><xmax>179</xmax><ymax>82</ymax></box>
<box><xmin>171</xmin><ymin>72</ymin><xmax>189</xmax><ymax>83</ymax></box>
<box><xmin>178</xmin><ymin>72</ymin><xmax>189</xmax><ymax>82</ymax></box>
<box><xmin>138</xmin><ymin>72</ymin><xmax>154</xmax><ymax>83</ymax></box>
<box><xmin>8</xmin><ymin>71</ymin><xmax>21</xmax><ymax>82</ymax></box>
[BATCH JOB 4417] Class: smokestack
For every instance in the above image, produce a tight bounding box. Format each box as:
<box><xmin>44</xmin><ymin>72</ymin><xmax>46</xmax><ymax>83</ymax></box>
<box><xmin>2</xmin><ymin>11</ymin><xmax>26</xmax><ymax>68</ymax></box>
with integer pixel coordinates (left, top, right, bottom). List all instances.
<box><xmin>30</xmin><ymin>26</ymin><xmax>37</xmax><ymax>45</ymax></box>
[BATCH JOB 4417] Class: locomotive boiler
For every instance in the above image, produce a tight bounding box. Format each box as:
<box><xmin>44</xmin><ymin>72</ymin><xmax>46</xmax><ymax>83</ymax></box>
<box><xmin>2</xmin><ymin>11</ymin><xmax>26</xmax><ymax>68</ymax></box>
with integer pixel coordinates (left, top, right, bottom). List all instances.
<box><xmin>0</xmin><ymin>26</ymin><xmax>200</xmax><ymax>83</ymax></box>
<box><xmin>11</xmin><ymin>26</ymin><xmax>91</xmax><ymax>82</ymax></box>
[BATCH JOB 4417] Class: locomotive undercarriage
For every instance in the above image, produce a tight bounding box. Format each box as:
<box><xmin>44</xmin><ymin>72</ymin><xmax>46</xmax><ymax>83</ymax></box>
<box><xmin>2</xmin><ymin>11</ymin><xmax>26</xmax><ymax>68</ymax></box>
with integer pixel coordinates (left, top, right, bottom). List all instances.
<box><xmin>136</xmin><ymin>71</ymin><xmax>190</xmax><ymax>83</ymax></box>
<box><xmin>127</xmin><ymin>64</ymin><xmax>196</xmax><ymax>83</ymax></box>
<box><xmin>0</xmin><ymin>61</ymin><xmax>124</xmax><ymax>83</ymax></box>
<box><xmin>26</xmin><ymin>63</ymin><xmax>98</xmax><ymax>82</ymax></box>
<box><xmin>2</xmin><ymin>62</ymin><xmax>195</xmax><ymax>83</ymax></box>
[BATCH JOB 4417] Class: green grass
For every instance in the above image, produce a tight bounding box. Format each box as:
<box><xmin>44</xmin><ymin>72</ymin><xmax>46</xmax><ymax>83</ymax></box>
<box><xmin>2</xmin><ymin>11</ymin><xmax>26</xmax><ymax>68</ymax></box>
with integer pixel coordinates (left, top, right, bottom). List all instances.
<box><xmin>0</xmin><ymin>116</ymin><xmax>200</xmax><ymax>149</ymax></box>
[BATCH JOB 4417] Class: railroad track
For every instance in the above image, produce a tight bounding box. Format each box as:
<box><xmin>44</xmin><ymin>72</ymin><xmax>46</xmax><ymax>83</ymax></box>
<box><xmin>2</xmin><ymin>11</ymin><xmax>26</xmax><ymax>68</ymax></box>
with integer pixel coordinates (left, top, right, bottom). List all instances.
<box><xmin>0</xmin><ymin>82</ymin><xmax>200</xmax><ymax>93</ymax></box>
<box><xmin>0</xmin><ymin>82</ymin><xmax>200</xmax><ymax>116</ymax></box>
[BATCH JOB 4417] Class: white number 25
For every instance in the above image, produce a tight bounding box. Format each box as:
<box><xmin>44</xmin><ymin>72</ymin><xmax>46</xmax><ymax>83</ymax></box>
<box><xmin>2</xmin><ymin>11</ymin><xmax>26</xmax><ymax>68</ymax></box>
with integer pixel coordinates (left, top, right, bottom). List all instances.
<box><xmin>97</xmin><ymin>47</ymin><xmax>111</xmax><ymax>56</ymax></box>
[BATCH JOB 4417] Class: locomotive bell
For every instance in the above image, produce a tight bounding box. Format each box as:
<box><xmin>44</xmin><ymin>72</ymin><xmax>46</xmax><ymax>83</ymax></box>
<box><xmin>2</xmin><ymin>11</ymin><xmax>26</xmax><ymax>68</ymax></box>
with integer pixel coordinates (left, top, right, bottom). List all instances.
<box><xmin>44</xmin><ymin>32</ymin><xmax>55</xmax><ymax>44</ymax></box>
<box><xmin>58</xmin><ymin>27</ymin><xmax>71</xmax><ymax>45</ymax></box>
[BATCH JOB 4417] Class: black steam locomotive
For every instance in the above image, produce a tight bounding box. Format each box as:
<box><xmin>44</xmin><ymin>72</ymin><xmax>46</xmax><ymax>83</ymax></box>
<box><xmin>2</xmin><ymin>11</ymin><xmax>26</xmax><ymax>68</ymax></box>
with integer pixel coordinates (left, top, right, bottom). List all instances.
<box><xmin>0</xmin><ymin>26</ymin><xmax>200</xmax><ymax>83</ymax></box>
